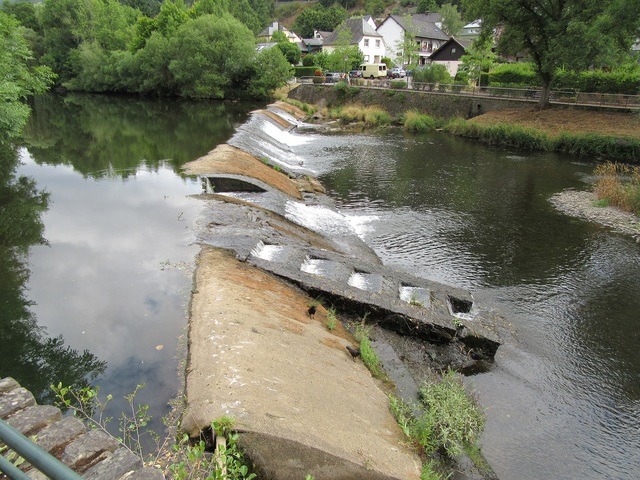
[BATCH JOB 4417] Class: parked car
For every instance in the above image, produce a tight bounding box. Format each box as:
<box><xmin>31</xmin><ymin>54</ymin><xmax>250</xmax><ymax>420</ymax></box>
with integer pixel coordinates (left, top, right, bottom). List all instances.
<box><xmin>349</xmin><ymin>69</ymin><xmax>363</xmax><ymax>79</ymax></box>
<box><xmin>324</xmin><ymin>72</ymin><xmax>343</xmax><ymax>83</ymax></box>
<box><xmin>390</xmin><ymin>67</ymin><xmax>406</xmax><ymax>79</ymax></box>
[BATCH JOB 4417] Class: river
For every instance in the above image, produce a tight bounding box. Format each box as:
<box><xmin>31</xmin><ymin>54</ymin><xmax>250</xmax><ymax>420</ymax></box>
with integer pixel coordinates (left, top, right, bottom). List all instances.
<box><xmin>6</xmin><ymin>94</ymin><xmax>640</xmax><ymax>479</ymax></box>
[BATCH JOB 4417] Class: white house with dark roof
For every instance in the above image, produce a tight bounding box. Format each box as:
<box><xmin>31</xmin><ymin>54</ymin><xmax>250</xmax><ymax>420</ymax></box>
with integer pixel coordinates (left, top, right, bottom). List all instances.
<box><xmin>258</xmin><ymin>21</ymin><xmax>301</xmax><ymax>44</ymax></box>
<box><xmin>377</xmin><ymin>13</ymin><xmax>449</xmax><ymax>66</ymax></box>
<box><xmin>322</xmin><ymin>17</ymin><xmax>386</xmax><ymax>64</ymax></box>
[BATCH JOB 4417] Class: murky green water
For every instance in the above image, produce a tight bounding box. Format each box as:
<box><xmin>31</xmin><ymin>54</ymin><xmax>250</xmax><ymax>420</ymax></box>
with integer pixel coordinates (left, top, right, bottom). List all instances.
<box><xmin>291</xmin><ymin>128</ymin><xmax>640</xmax><ymax>479</ymax></box>
<box><xmin>5</xmin><ymin>95</ymin><xmax>639</xmax><ymax>478</ymax></box>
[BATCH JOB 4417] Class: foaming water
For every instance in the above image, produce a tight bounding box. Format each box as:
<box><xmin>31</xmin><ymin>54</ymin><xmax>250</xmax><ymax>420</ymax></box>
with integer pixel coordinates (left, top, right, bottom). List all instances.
<box><xmin>284</xmin><ymin>201</ymin><xmax>356</xmax><ymax>237</ymax></box>
<box><xmin>284</xmin><ymin>127</ymin><xmax>640</xmax><ymax>479</ymax></box>
<box><xmin>228</xmin><ymin>112</ymin><xmax>308</xmax><ymax>171</ymax></box>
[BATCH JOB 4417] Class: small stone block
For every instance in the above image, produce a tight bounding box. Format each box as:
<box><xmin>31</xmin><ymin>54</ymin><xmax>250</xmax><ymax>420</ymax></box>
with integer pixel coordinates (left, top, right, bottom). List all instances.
<box><xmin>0</xmin><ymin>387</ymin><xmax>36</xmax><ymax>419</ymax></box>
<box><xmin>123</xmin><ymin>467</ymin><xmax>166</xmax><ymax>480</ymax></box>
<box><xmin>6</xmin><ymin>405</ymin><xmax>62</xmax><ymax>436</ymax></box>
<box><xmin>61</xmin><ymin>429</ymin><xmax>120</xmax><ymax>469</ymax></box>
<box><xmin>0</xmin><ymin>377</ymin><xmax>20</xmax><ymax>393</ymax></box>
<box><xmin>36</xmin><ymin>416</ymin><xmax>86</xmax><ymax>453</ymax></box>
<box><xmin>83</xmin><ymin>447</ymin><xmax>143</xmax><ymax>480</ymax></box>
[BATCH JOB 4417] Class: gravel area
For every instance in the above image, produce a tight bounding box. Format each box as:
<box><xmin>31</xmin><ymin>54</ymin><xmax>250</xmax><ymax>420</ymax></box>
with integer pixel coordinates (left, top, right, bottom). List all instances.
<box><xmin>549</xmin><ymin>189</ymin><xmax>640</xmax><ymax>242</ymax></box>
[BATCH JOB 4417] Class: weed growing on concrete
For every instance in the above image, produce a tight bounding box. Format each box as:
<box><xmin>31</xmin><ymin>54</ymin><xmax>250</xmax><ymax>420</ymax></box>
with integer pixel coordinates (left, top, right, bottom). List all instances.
<box><xmin>389</xmin><ymin>370</ymin><xmax>486</xmax><ymax>478</ymax></box>
<box><xmin>170</xmin><ymin>418</ymin><xmax>256</xmax><ymax>480</ymax></box>
<box><xmin>326</xmin><ymin>306</ymin><xmax>337</xmax><ymax>330</ymax></box>
<box><xmin>354</xmin><ymin>324</ymin><xmax>384</xmax><ymax>379</ymax></box>
<box><xmin>283</xmin><ymin>98</ymin><xmax>317</xmax><ymax>115</ymax></box>
<box><xmin>51</xmin><ymin>384</ymin><xmax>256</xmax><ymax>479</ymax></box>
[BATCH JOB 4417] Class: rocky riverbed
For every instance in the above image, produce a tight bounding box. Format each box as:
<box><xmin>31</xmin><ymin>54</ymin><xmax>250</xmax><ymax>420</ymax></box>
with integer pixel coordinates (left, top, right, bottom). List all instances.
<box><xmin>550</xmin><ymin>189</ymin><xmax>640</xmax><ymax>243</ymax></box>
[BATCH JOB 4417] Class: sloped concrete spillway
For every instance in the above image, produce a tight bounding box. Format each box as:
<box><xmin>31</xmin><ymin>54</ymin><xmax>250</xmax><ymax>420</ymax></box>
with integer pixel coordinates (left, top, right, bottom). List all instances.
<box><xmin>182</xmin><ymin>101</ymin><xmax>502</xmax><ymax>479</ymax></box>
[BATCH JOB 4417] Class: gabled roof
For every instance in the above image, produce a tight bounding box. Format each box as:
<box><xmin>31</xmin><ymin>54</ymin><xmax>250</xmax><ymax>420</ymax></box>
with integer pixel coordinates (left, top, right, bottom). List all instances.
<box><xmin>382</xmin><ymin>14</ymin><xmax>448</xmax><ymax>42</ymax></box>
<box><xmin>324</xmin><ymin>17</ymin><xmax>383</xmax><ymax>46</ymax></box>
<box><xmin>429</xmin><ymin>37</ymin><xmax>470</xmax><ymax>60</ymax></box>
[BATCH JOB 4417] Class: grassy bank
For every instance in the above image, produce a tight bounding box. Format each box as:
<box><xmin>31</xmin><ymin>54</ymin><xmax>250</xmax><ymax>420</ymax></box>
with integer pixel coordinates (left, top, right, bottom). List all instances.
<box><xmin>285</xmin><ymin>98</ymin><xmax>640</xmax><ymax>163</ymax></box>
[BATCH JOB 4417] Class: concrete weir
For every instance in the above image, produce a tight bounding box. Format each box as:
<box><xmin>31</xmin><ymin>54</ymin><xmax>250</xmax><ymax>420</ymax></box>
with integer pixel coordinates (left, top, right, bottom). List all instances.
<box><xmin>181</xmin><ymin>102</ymin><xmax>502</xmax><ymax>479</ymax></box>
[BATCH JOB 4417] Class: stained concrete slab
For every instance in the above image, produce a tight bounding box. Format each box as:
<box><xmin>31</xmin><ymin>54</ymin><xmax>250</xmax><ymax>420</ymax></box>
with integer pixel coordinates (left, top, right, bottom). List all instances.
<box><xmin>183</xmin><ymin>247</ymin><xmax>422</xmax><ymax>480</ymax></box>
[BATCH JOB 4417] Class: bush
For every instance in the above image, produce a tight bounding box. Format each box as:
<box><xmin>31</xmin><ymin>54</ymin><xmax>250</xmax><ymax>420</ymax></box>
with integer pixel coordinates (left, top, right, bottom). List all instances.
<box><xmin>594</xmin><ymin>162</ymin><xmax>640</xmax><ymax>215</ymax></box>
<box><xmin>488</xmin><ymin>62</ymin><xmax>538</xmax><ymax>87</ymax></box>
<box><xmin>334</xmin><ymin>80</ymin><xmax>359</xmax><ymax>99</ymax></box>
<box><xmin>403</xmin><ymin>111</ymin><xmax>437</xmax><ymax>132</ymax></box>
<box><xmin>363</xmin><ymin>106</ymin><xmax>391</xmax><ymax>126</ymax></box>
<box><xmin>390</xmin><ymin>80</ymin><xmax>407</xmax><ymax>89</ymax></box>
<box><xmin>312</xmin><ymin>76</ymin><xmax>325</xmax><ymax>84</ymax></box>
<box><xmin>413</xmin><ymin>64</ymin><xmax>451</xmax><ymax>84</ymax></box>
<box><xmin>294</xmin><ymin>66</ymin><xmax>317</xmax><ymax>77</ymax></box>
<box><xmin>302</xmin><ymin>54</ymin><xmax>315</xmax><ymax>67</ymax></box>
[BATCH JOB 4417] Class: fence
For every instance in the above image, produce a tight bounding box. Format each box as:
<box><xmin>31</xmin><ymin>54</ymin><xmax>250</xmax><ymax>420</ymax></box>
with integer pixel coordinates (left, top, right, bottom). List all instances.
<box><xmin>294</xmin><ymin>77</ymin><xmax>640</xmax><ymax>109</ymax></box>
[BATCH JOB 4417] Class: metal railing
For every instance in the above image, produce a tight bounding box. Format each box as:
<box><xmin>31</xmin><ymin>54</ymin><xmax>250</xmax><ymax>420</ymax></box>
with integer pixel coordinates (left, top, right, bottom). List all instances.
<box><xmin>0</xmin><ymin>419</ymin><xmax>84</xmax><ymax>480</ymax></box>
<box><xmin>294</xmin><ymin>77</ymin><xmax>640</xmax><ymax>109</ymax></box>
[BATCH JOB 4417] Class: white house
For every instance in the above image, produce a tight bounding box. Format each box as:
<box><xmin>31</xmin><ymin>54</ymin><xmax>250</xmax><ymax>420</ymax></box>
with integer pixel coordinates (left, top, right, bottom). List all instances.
<box><xmin>258</xmin><ymin>21</ymin><xmax>302</xmax><ymax>44</ymax></box>
<box><xmin>376</xmin><ymin>13</ymin><xmax>448</xmax><ymax>67</ymax></box>
<box><xmin>458</xmin><ymin>20</ymin><xmax>482</xmax><ymax>42</ymax></box>
<box><xmin>323</xmin><ymin>17</ymin><xmax>386</xmax><ymax>64</ymax></box>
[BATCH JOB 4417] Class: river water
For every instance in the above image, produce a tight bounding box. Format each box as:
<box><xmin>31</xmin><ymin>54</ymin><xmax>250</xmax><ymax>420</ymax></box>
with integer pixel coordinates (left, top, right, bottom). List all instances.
<box><xmin>7</xmin><ymin>95</ymin><xmax>639</xmax><ymax>479</ymax></box>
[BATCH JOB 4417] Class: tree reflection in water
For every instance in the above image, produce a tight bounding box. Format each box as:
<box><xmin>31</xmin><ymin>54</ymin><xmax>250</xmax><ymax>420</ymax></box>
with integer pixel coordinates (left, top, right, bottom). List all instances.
<box><xmin>0</xmin><ymin>142</ymin><xmax>106</xmax><ymax>404</ymax></box>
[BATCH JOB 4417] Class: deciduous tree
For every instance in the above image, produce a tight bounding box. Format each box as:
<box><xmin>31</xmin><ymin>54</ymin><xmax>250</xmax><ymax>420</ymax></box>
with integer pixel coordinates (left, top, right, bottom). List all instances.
<box><xmin>0</xmin><ymin>11</ymin><xmax>55</xmax><ymax>143</ymax></box>
<box><xmin>463</xmin><ymin>0</ymin><xmax>640</xmax><ymax>107</ymax></box>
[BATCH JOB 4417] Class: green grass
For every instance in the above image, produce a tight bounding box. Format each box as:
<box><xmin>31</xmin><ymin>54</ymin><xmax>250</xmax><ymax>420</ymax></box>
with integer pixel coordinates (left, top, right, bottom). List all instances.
<box><xmin>444</xmin><ymin>117</ymin><xmax>640</xmax><ymax>162</ymax></box>
<box><xmin>388</xmin><ymin>370</ymin><xmax>486</xmax><ymax>476</ymax></box>
<box><xmin>326</xmin><ymin>307</ymin><xmax>337</xmax><ymax>330</ymax></box>
<box><xmin>403</xmin><ymin>111</ymin><xmax>438</xmax><ymax>132</ymax></box>
<box><xmin>327</xmin><ymin>104</ymin><xmax>391</xmax><ymax>127</ymax></box>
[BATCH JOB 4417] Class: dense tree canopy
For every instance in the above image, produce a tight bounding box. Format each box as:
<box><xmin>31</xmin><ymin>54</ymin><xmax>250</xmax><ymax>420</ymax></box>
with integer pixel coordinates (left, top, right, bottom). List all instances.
<box><xmin>293</xmin><ymin>4</ymin><xmax>347</xmax><ymax>38</ymax></box>
<box><xmin>0</xmin><ymin>11</ymin><xmax>55</xmax><ymax>143</ymax></box>
<box><xmin>6</xmin><ymin>0</ymin><xmax>289</xmax><ymax>100</ymax></box>
<box><xmin>463</xmin><ymin>0</ymin><xmax>640</xmax><ymax>106</ymax></box>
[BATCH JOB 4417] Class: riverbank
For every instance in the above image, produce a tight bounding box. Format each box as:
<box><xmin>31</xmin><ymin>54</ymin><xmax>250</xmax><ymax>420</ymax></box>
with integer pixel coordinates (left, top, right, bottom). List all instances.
<box><xmin>287</xmin><ymin>84</ymin><xmax>640</xmax><ymax>162</ymax></box>
<box><xmin>550</xmin><ymin>189</ymin><xmax>640</xmax><ymax>242</ymax></box>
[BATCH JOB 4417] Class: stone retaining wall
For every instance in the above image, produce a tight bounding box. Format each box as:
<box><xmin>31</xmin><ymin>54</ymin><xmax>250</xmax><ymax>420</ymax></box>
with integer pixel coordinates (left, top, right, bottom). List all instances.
<box><xmin>0</xmin><ymin>378</ymin><xmax>163</xmax><ymax>480</ymax></box>
<box><xmin>287</xmin><ymin>83</ymin><xmax>624</xmax><ymax>119</ymax></box>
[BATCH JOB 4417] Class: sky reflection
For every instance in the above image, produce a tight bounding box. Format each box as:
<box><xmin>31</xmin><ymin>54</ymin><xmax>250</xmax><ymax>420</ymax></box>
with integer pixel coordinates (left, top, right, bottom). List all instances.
<box><xmin>18</xmin><ymin>151</ymin><xmax>201</xmax><ymax>429</ymax></box>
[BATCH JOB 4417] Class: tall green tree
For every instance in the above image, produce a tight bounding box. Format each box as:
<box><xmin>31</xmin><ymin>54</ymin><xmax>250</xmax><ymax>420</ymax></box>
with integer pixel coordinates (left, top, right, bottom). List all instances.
<box><xmin>168</xmin><ymin>14</ymin><xmax>255</xmax><ymax>98</ymax></box>
<box><xmin>293</xmin><ymin>4</ymin><xmax>347</xmax><ymax>38</ymax></box>
<box><xmin>437</xmin><ymin>3</ymin><xmax>463</xmax><ymax>36</ymax></box>
<box><xmin>459</xmin><ymin>31</ymin><xmax>497</xmax><ymax>85</ymax></box>
<box><xmin>463</xmin><ymin>0</ymin><xmax>640</xmax><ymax>107</ymax></box>
<box><xmin>0</xmin><ymin>11</ymin><xmax>55</xmax><ymax>143</ymax></box>
<box><xmin>248</xmin><ymin>46</ymin><xmax>293</xmax><ymax>98</ymax></box>
<box><xmin>416</xmin><ymin>0</ymin><xmax>437</xmax><ymax>13</ymax></box>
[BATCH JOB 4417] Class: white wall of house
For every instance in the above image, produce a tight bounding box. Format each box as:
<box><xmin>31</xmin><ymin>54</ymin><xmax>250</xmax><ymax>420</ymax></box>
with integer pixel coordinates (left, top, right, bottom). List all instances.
<box><xmin>431</xmin><ymin>60</ymin><xmax>462</xmax><ymax>77</ymax></box>
<box><xmin>376</xmin><ymin>18</ymin><xmax>404</xmax><ymax>64</ymax></box>
<box><xmin>359</xmin><ymin>35</ymin><xmax>386</xmax><ymax>64</ymax></box>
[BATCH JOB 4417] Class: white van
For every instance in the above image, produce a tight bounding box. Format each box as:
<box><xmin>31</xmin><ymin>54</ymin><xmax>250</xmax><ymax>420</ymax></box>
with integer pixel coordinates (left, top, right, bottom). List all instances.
<box><xmin>360</xmin><ymin>63</ymin><xmax>388</xmax><ymax>79</ymax></box>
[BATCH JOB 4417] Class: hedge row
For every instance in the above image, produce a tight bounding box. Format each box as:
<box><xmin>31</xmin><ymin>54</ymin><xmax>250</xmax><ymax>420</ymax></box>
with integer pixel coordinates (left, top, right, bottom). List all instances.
<box><xmin>487</xmin><ymin>64</ymin><xmax>640</xmax><ymax>95</ymax></box>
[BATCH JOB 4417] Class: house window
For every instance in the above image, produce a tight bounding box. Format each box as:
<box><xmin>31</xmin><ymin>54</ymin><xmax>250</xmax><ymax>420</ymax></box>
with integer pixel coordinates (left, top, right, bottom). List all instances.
<box><xmin>375</xmin><ymin>39</ymin><xmax>380</xmax><ymax>48</ymax></box>
<box><xmin>451</xmin><ymin>48</ymin><xmax>456</xmax><ymax>54</ymax></box>
<box><xmin>364</xmin><ymin>55</ymin><xmax>370</xmax><ymax>62</ymax></box>
<box><xmin>364</xmin><ymin>39</ymin><xmax>369</xmax><ymax>47</ymax></box>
